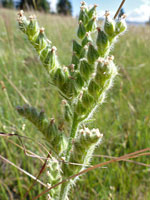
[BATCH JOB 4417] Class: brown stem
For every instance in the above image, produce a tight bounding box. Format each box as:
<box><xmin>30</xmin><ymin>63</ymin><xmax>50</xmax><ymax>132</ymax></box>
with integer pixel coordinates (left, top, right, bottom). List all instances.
<box><xmin>114</xmin><ymin>0</ymin><xmax>126</xmax><ymax>19</ymax></box>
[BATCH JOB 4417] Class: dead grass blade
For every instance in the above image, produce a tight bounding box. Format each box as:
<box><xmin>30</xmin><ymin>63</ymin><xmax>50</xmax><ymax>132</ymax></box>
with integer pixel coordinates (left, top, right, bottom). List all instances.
<box><xmin>23</xmin><ymin>150</ymin><xmax>52</xmax><ymax>200</ymax></box>
<box><xmin>0</xmin><ymin>131</ymin><xmax>50</xmax><ymax>155</ymax></box>
<box><xmin>0</xmin><ymin>154</ymin><xmax>47</xmax><ymax>187</ymax></box>
<box><xmin>6</xmin><ymin>139</ymin><xmax>45</xmax><ymax>162</ymax></box>
<box><xmin>0</xmin><ymin>180</ymin><xmax>13</xmax><ymax>200</ymax></box>
<box><xmin>1</xmin><ymin>72</ymin><xmax>31</xmax><ymax>105</ymax></box>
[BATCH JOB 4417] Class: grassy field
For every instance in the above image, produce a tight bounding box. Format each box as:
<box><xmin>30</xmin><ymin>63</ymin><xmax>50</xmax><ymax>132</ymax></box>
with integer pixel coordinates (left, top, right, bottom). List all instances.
<box><xmin>0</xmin><ymin>8</ymin><xmax>150</xmax><ymax>200</ymax></box>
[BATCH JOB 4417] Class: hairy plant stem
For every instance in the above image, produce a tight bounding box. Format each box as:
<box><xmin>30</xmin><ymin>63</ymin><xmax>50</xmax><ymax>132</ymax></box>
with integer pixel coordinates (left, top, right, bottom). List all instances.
<box><xmin>59</xmin><ymin>181</ymin><xmax>71</xmax><ymax>200</ymax></box>
<box><xmin>65</xmin><ymin>114</ymin><xmax>79</xmax><ymax>162</ymax></box>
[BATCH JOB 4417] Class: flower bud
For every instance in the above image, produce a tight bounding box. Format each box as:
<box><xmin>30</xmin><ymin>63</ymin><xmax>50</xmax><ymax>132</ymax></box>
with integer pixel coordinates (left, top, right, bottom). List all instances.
<box><xmin>62</xmin><ymin>100</ymin><xmax>73</xmax><ymax>122</ymax></box>
<box><xmin>79</xmin><ymin>7</ymin><xmax>89</xmax><ymax>25</ymax></box>
<box><xmin>17</xmin><ymin>10</ymin><xmax>24</xmax><ymax>17</ymax></box>
<box><xmin>29</xmin><ymin>106</ymin><xmax>39</xmax><ymax>120</ymax></box>
<box><xmin>40</xmin><ymin>45</ymin><xmax>51</xmax><ymax>63</ymax></box>
<box><xmin>88</xmin><ymin>79</ymin><xmax>100</xmax><ymax>99</ymax></box>
<box><xmin>52</xmin><ymin>68</ymin><xmax>66</xmax><ymax>88</ymax></box>
<box><xmin>44</xmin><ymin>46</ymin><xmax>57</xmax><ymax>71</ymax></box>
<box><xmin>38</xmin><ymin>110</ymin><xmax>49</xmax><ymax>130</ymax></box>
<box><xmin>95</xmin><ymin>60</ymin><xmax>111</xmax><ymax>83</ymax></box>
<box><xmin>34</xmin><ymin>28</ymin><xmax>47</xmax><ymax>52</ymax></box>
<box><xmin>62</xmin><ymin>78</ymin><xmax>77</xmax><ymax>98</ymax></box>
<box><xmin>95</xmin><ymin>59</ymin><xmax>117</xmax><ymax>92</ymax></box>
<box><xmin>79</xmin><ymin>127</ymin><xmax>103</xmax><ymax>145</ymax></box>
<box><xmin>77</xmin><ymin>21</ymin><xmax>86</xmax><ymax>39</ymax></box>
<box><xmin>86</xmin><ymin>17</ymin><xmax>97</xmax><ymax>32</ymax></box>
<box><xmin>97</xmin><ymin>59</ymin><xmax>109</xmax><ymax>74</ymax></box>
<box><xmin>45</xmin><ymin>118</ymin><xmax>58</xmax><ymax>142</ymax></box>
<box><xmin>18</xmin><ymin>15</ymin><xmax>29</xmax><ymax>34</ymax></box>
<box><xmin>79</xmin><ymin>45</ymin><xmax>88</xmax><ymax>58</ymax></box>
<box><xmin>74</xmin><ymin>72</ymin><xmax>84</xmax><ymax>89</ymax></box>
<box><xmin>104</xmin><ymin>11</ymin><xmax>115</xmax><ymax>37</ymax></box>
<box><xmin>82</xmin><ymin>32</ymin><xmax>92</xmax><ymax>46</ymax></box>
<box><xmin>46</xmin><ymin>118</ymin><xmax>59</xmax><ymax>142</ymax></box>
<box><xmin>73</xmin><ymin>40</ymin><xmax>82</xmax><ymax>57</ymax></box>
<box><xmin>27</xmin><ymin>15</ymin><xmax>39</xmax><ymax>40</ymax></box>
<box><xmin>115</xmin><ymin>19</ymin><xmax>127</xmax><ymax>35</ymax></box>
<box><xmin>96</xmin><ymin>28</ymin><xmax>110</xmax><ymax>57</ymax></box>
<box><xmin>16</xmin><ymin>106</ymin><xmax>25</xmax><ymax>115</ymax></box>
<box><xmin>104</xmin><ymin>59</ymin><xmax>117</xmax><ymax>77</ymax></box>
<box><xmin>68</xmin><ymin>127</ymin><xmax>102</xmax><ymax>173</ymax></box>
<box><xmin>67</xmin><ymin>64</ymin><xmax>75</xmax><ymax>73</ymax></box>
<box><xmin>72</xmin><ymin>52</ymin><xmax>79</xmax><ymax>70</ymax></box>
<box><xmin>62</xmin><ymin>66</ymin><xmax>69</xmax><ymax>77</ymax></box>
<box><xmin>16</xmin><ymin>94</ymin><xmax>66</xmax><ymax>156</ymax></box>
<box><xmin>80</xmin><ymin>58</ymin><xmax>95</xmax><ymax>80</ymax></box>
<box><xmin>80</xmin><ymin>1</ymin><xmax>86</xmax><ymax>6</ymax></box>
<box><xmin>81</xmin><ymin>90</ymin><xmax>95</xmax><ymax>107</ymax></box>
<box><xmin>87</xmin><ymin>43</ymin><xmax>99</xmax><ymax>64</ymax></box>
<box><xmin>87</xmin><ymin>4</ymin><xmax>97</xmax><ymax>19</ymax></box>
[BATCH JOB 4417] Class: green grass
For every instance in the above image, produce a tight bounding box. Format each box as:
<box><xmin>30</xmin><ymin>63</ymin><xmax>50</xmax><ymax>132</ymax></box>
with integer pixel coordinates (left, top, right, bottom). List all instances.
<box><xmin>0</xmin><ymin>9</ymin><xmax>150</xmax><ymax>200</ymax></box>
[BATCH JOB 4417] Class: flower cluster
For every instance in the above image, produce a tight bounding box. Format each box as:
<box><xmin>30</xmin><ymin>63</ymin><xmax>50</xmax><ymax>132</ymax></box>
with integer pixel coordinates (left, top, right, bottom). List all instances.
<box><xmin>17</xmin><ymin>2</ymin><xmax>126</xmax><ymax>199</ymax></box>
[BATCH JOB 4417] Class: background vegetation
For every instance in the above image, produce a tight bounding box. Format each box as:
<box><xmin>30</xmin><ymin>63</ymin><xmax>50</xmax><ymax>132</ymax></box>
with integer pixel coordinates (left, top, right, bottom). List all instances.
<box><xmin>0</xmin><ymin>9</ymin><xmax>150</xmax><ymax>200</ymax></box>
<box><xmin>0</xmin><ymin>0</ymin><xmax>72</xmax><ymax>15</ymax></box>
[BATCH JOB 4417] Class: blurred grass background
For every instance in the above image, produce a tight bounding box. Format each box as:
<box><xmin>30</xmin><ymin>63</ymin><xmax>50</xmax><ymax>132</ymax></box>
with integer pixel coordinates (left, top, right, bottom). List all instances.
<box><xmin>0</xmin><ymin>9</ymin><xmax>150</xmax><ymax>200</ymax></box>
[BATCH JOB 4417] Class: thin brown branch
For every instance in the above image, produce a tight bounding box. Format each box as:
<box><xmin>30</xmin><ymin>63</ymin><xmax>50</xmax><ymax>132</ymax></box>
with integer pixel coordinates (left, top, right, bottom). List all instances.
<box><xmin>93</xmin><ymin>154</ymin><xmax>150</xmax><ymax>167</ymax></box>
<box><xmin>23</xmin><ymin>150</ymin><xmax>52</xmax><ymax>200</ymax></box>
<box><xmin>128</xmin><ymin>152</ymin><xmax>150</xmax><ymax>159</ymax></box>
<box><xmin>114</xmin><ymin>0</ymin><xmax>126</xmax><ymax>19</ymax></box>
